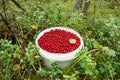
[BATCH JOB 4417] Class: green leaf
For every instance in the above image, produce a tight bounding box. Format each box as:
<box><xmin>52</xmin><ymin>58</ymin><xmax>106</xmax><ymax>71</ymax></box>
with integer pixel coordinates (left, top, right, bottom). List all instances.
<box><xmin>93</xmin><ymin>41</ymin><xmax>102</xmax><ymax>48</ymax></box>
<box><xmin>102</xmin><ymin>47</ymin><xmax>116</xmax><ymax>57</ymax></box>
<box><xmin>102</xmin><ymin>46</ymin><xmax>109</xmax><ymax>51</ymax></box>
<box><xmin>63</xmin><ymin>75</ymin><xmax>71</xmax><ymax>79</ymax></box>
<box><xmin>13</xmin><ymin>64</ymin><xmax>20</xmax><ymax>71</ymax></box>
<box><xmin>108</xmin><ymin>50</ymin><xmax>116</xmax><ymax>57</ymax></box>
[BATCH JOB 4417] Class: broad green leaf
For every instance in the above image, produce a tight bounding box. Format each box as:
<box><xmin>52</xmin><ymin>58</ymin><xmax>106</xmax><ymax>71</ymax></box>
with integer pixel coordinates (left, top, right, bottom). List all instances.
<box><xmin>93</xmin><ymin>41</ymin><xmax>102</xmax><ymax>48</ymax></box>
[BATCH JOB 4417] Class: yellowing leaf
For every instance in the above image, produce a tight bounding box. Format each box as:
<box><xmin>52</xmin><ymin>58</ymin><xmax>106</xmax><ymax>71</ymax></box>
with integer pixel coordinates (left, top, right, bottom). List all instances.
<box><xmin>69</xmin><ymin>39</ymin><xmax>76</xmax><ymax>44</ymax></box>
<box><xmin>31</xmin><ymin>24</ymin><xmax>38</xmax><ymax>29</ymax></box>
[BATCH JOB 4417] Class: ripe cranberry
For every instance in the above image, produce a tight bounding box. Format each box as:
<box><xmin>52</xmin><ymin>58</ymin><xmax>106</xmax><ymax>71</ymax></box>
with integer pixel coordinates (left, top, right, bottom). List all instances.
<box><xmin>38</xmin><ymin>29</ymin><xmax>81</xmax><ymax>54</ymax></box>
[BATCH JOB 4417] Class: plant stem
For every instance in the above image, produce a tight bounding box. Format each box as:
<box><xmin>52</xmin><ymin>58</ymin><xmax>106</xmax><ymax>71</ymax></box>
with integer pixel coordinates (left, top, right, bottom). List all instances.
<box><xmin>31</xmin><ymin>63</ymin><xmax>37</xmax><ymax>72</ymax></box>
<box><xmin>65</xmin><ymin>48</ymin><xmax>100</xmax><ymax>74</ymax></box>
<box><xmin>83</xmin><ymin>75</ymin><xmax>87</xmax><ymax>80</ymax></box>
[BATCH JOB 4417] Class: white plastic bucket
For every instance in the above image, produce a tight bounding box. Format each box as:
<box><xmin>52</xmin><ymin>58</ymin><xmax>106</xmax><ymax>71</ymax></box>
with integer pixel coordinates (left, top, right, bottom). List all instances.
<box><xmin>35</xmin><ymin>27</ymin><xmax>84</xmax><ymax>68</ymax></box>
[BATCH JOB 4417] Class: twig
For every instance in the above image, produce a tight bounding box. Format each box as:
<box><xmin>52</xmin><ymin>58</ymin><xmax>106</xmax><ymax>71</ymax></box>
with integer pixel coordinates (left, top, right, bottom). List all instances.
<box><xmin>11</xmin><ymin>0</ymin><xmax>26</xmax><ymax>12</ymax></box>
<box><xmin>0</xmin><ymin>13</ymin><xmax>7</xmax><ymax>32</ymax></box>
<box><xmin>2</xmin><ymin>0</ymin><xmax>11</xmax><ymax>30</ymax></box>
<box><xmin>93</xmin><ymin>0</ymin><xmax>96</xmax><ymax>21</ymax></box>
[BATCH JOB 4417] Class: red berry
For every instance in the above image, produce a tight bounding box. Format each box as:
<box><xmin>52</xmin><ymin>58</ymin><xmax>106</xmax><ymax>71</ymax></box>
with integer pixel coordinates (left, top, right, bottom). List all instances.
<box><xmin>38</xmin><ymin>29</ymin><xmax>81</xmax><ymax>53</ymax></box>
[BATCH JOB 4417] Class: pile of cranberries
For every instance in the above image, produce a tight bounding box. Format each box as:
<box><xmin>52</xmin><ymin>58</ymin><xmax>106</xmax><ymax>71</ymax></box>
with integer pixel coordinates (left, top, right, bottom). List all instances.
<box><xmin>38</xmin><ymin>29</ymin><xmax>81</xmax><ymax>53</ymax></box>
